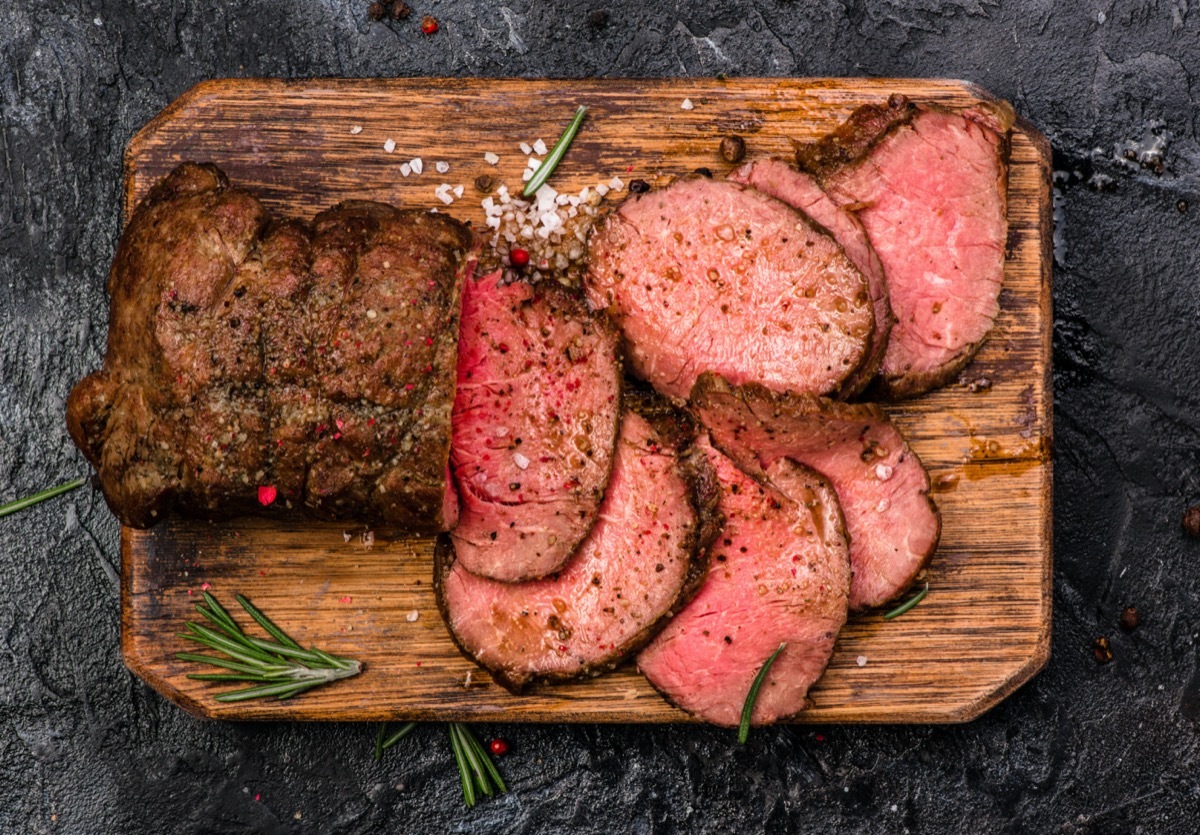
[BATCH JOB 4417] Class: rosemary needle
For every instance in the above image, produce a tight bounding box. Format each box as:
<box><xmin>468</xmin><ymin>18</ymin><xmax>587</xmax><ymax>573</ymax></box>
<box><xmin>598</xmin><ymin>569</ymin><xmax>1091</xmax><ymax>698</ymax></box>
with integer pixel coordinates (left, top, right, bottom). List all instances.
<box><xmin>375</xmin><ymin>722</ymin><xmax>417</xmax><ymax>761</ymax></box>
<box><xmin>522</xmin><ymin>105</ymin><xmax>588</xmax><ymax>198</ymax></box>
<box><xmin>0</xmin><ymin>477</ymin><xmax>86</xmax><ymax>518</ymax></box>
<box><xmin>738</xmin><ymin>643</ymin><xmax>787</xmax><ymax>744</ymax></box>
<box><xmin>177</xmin><ymin>592</ymin><xmax>361</xmax><ymax>702</ymax></box>
<box><xmin>883</xmin><ymin>582</ymin><xmax>930</xmax><ymax>620</ymax></box>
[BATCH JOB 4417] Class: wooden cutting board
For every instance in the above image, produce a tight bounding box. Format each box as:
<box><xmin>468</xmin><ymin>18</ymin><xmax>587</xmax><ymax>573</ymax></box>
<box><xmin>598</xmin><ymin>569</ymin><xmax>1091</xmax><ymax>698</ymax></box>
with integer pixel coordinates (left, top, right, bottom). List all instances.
<box><xmin>120</xmin><ymin>77</ymin><xmax>1052</xmax><ymax>723</ymax></box>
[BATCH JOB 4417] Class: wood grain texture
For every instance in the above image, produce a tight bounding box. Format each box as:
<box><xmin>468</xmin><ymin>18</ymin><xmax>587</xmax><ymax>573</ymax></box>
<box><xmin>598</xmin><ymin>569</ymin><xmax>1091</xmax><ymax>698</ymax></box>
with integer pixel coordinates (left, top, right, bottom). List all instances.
<box><xmin>120</xmin><ymin>77</ymin><xmax>1052</xmax><ymax>723</ymax></box>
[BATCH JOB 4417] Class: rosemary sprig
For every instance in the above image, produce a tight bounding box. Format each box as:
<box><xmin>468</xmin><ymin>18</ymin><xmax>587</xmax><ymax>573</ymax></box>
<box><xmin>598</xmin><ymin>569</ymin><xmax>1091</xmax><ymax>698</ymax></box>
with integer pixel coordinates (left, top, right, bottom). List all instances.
<box><xmin>373</xmin><ymin>721</ymin><xmax>507</xmax><ymax>807</ymax></box>
<box><xmin>883</xmin><ymin>582</ymin><xmax>930</xmax><ymax>620</ymax></box>
<box><xmin>177</xmin><ymin>592</ymin><xmax>362</xmax><ymax>702</ymax></box>
<box><xmin>738</xmin><ymin>642</ymin><xmax>786</xmax><ymax>744</ymax></box>
<box><xmin>0</xmin><ymin>477</ymin><xmax>86</xmax><ymax>518</ymax></box>
<box><xmin>522</xmin><ymin>105</ymin><xmax>588</xmax><ymax>198</ymax></box>
<box><xmin>449</xmin><ymin>723</ymin><xmax>507</xmax><ymax>807</ymax></box>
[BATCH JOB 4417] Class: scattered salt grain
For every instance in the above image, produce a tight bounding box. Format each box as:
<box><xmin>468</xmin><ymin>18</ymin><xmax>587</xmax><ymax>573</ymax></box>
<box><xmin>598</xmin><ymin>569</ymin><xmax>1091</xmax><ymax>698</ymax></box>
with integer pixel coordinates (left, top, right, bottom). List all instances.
<box><xmin>406</xmin><ymin>610</ymin><xmax>420</xmax><ymax>622</ymax></box>
<box><xmin>484</xmin><ymin>152</ymin><xmax>500</xmax><ymax>165</ymax></box>
<box><xmin>383</xmin><ymin>138</ymin><xmax>396</xmax><ymax>153</ymax></box>
<box><xmin>856</xmin><ymin>655</ymin><xmax>868</xmax><ymax>667</ymax></box>
<box><xmin>435</xmin><ymin>161</ymin><xmax>450</xmax><ymax>174</ymax></box>
<box><xmin>361</xmin><ymin>530</ymin><xmax>375</xmax><ymax>547</ymax></box>
<box><xmin>608</xmin><ymin>176</ymin><xmax>625</xmax><ymax>191</ymax></box>
<box><xmin>681</xmin><ymin>98</ymin><xmax>694</xmax><ymax>110</ymax></box>
<box><xmin>595</xmin><ymin>183</ymin><xmax>610</xmax><ymax>197</ymax></box>
<box><xmin>513</xmin><ymin>452</ymin><xmax>530</xmax><ymax>470</ymax></box>
<box><xmin>875</xmin><ymin>464</ymin><xmax>894</xmax><ymax>481</ymax></box>
<box><xmin>519</xmin><ymin>141</ymin><xmax>533</xmax><ymax>155</ymax></box>
<box><xmin>350</xmin><ymin>125</ymin><xmax>362</xmax><ymax>135</ymax></box>
<box><xmin>876</xmin><ymin>498</ymin><xmax>891</xmax><ymax>513</ymax></box>
<box><xmin>533</xmin><ymin>138</ymin><xmax>548</xmax><ymax>155</ymax></box>
<box><xmin>464</xmin><ymin>671</ymin><xmax>474</xmax><ymax>688</ymax></box>
<box><xmin>527</xmin><ymin>157</ymin><xmax>543</xmax><ymax>172</ymax></box>
<box><xmin>409</xmin><ymin>158</ymin><xmax>424</xmax><ymax>174</ymax></box>
<box><xmin>343</xmin><ymin>532</ymin><xmax>352</xmax><ymax>543</ymax></box>
<box><xmin>400</xmin><ymin>162</ymin><xmax>411</xmax><ymax>177</ymax></box>
<box><xmin>453</xmin><ymin>184</ymin><xmax>464</xmax><ymax>198</ymax></box>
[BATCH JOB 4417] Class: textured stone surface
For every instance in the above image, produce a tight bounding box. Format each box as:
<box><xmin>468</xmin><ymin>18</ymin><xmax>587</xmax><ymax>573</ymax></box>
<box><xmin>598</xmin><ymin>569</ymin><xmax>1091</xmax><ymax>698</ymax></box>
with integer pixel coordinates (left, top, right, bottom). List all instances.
<box><xmin>2</xmin><ymin>1</ymin><xmax>1199</xmax><ymax>832</ymax></box>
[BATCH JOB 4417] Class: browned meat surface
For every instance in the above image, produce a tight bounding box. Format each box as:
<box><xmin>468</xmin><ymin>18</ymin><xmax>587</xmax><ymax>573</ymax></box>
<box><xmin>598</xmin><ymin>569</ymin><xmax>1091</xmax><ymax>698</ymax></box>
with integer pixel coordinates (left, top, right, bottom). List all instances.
<box><xmin>450</xmin><ymin>270</ymin><xmax>621</xmax><ymax>582</ymax></box>
<box><xmin>795</xmin><ymin>94</ymin><xmax>1013</xmax><ymax>399</ymax></box>
<box><xmin>435</xmin><ymin>412</ymin><xmax>722</xmax><ymax>693</ymax></box>
<box><xmin>692</xmin><ymin>373</ymin><xmax>940</xmax><ymax>610</ymax></box>
<box><xmin>639</xmin><ymin>438</ymin><xmax>851</xmax><ymax>727</ymax></box>
<box><xmin>66</xmin><ymin>162</ymin><xmax>477</xmax><ymax>529</ymax></box>
<box><xmin>585</xmin><ymin>176</ymin><xmax>874</xmax><ymax>402</ymax></box>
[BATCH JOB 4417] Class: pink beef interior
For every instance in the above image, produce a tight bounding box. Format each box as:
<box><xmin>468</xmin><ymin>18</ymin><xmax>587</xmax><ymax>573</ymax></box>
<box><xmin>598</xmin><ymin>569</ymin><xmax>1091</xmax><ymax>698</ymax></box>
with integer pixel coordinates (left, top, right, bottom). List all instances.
<box><xmin>820</xmin><ymin>108</ymin><xmax>1008</xmax><ymax>393</ymax></box>
<box><xmin>450</xmin><ymin>270</ymin><xmax>621</xmax><ymax>582</ymax></box>
<box><xmin>639</xmin><ymin>439</ymin><xmax>850</xmax><ymax>727</ymax></box>
<box><xmin>439</xmin><ymin>412</ymin><xmax>706</xmax><ymax>691</ymax></box>
<box><xmin>585</xmin><ymin>177</ymin><xmax>873</xmax><ymax>401</ymax></box>
<box><xmin>692</xmin><ymin>373</ymin><xmax>939</xmax><ymax>610</ymax></box>
<box><xmin>729</xmin><ymin>158</ymin><xmax>892</xmax><ymax>396</ymax></box>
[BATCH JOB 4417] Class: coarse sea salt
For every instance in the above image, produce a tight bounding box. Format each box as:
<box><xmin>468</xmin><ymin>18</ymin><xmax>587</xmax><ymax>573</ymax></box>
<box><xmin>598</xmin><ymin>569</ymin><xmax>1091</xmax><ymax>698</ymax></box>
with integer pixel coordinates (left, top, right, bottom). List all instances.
<box><xmin>383</xmin><ymin>138</ymin><xmax>396</xmax><ymax>153</ymax></box>
<box><xmin>875</xmin><ymin>464</ymin><xmax>894</xmax><ymax>481</ymax></box>
<box><xmin>400</xmin><ymin>163</ymin><xmax>411</xmax><ymax>177</ymax></box>
<box><xmin>533</xmin><ymin>138</ymin><xmax>548</xmax><ymax>155</ymax></box>
<box><xmin>484</xmin><ymin>151</ymin><xmax>500</xmax><ymax>165</ymax></box>
<box><xmin>435</xmin><ymin>161</ymin><xmax>450</xmax><ymax>174</ymax></box>
<box><xmin>453</xmin><ymin>184</ymin><xmax>464</xmax><ymax>198</ymax></box>
<box><xmin>350</xmin><ymin>125</ymin><xmax>362</xmax><ymax>135</ymax></box>
<box><xmin>410</xmin><ymin>158</ymin><xmax>424</xmax><ymax>174</ymax></box>
<box><xmin>406</xmin><ymin>611</ymin><xmax>420</xmax><ymax>622</ymax></box>
<box><xmin>513</xmin><ymin>452</ymin><xmax>530</xmax><ymax>470</ymax></box>
<box><xmin>856</xmin><ymin>655</ymin><xmax>868</xmax><ymax>667</ymax></box>
<box><xmin>519</xmin><ymin>141</ymin><xmax>533</xmax><ymax>155</ymax></box>
<box><xmin>681</xmin><ymin>98</ymin><xmax>694</xmax><ymax>110</ymax></box>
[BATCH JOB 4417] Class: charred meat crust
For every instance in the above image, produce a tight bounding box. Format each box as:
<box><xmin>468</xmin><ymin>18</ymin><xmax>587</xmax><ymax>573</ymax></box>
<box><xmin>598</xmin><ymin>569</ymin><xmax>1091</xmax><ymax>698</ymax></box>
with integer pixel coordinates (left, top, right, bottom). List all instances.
<box><xmin>66</xmin><ymin>162</ymin><xmax>477</xmax><ymax>529</ymax></box>
<box><xmin>433</xmin><ymin>424</ymin><xmax>723</xmax><ymax>695</ymax></box>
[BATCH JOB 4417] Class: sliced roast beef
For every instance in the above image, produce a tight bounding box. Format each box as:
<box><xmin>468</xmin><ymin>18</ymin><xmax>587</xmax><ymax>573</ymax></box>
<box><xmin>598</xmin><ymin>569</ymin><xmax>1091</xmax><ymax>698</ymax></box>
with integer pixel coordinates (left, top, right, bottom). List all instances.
<box><xmin>729</xmin><ymin>158</ymin><xmax>892</xmax><ymax>397</ymax></box>
<box><xmin>435</xmin><ymin>411</ymin><xmax>721</xmax><ymax>692</ymax></box>
<box><xmin>450</xmin><ymin>271</ymin><xmax>621</xmax><ymax>582</ymax></box>
<box><xmin>585</xmin><ymin>176</ymin><xmax>874</xmax><ymax>402</ymax></box>
<box><xmin>795</xmin><ymin>94</ymin><xmax>1013</xmax><ymax>399</ymax></box>
<box><xmin>66</xmin><ymin>163</ymin><xmax>476</xmax><ymax>529</ymax></box>
<box><xmin>639</xmin><ymin>438</ymin><xmax>851</xmax><ymax>727</ymax></box>
<box><xmin>691</xmin><ymin>373</ymin><xmax>939</xmax><ymax>610</ymax></box>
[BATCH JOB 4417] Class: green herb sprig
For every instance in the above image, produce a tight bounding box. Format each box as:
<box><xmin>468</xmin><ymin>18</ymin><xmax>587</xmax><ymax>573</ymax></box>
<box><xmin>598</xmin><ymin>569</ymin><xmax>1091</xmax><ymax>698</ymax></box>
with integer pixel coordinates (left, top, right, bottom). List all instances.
<box><xmin>883</xmin><ymin>582</ymin><xmax>930</xmax><ymax>620</ymax></box>
<box><xmin>522</xmin><ymin>105</ymin><xmax>588</xmax><ymax>198</ymax></box>
<box><xmin>0</xmin><ymin>477</ymin><xmax>86</xmax><ymax>518</ymax></box>
<box><xmin>177</xmin><ymin>592</ymin><xmax>362</xmax><ymax>702</ymax></box>
<box><xmin>449</xmin><ymin>723</ymin><xmax>507</xmax><ymax>807</ymax></box>
<box><xmin>375</xmin><ymin>721</ymin><xmax>507</xmax><ymax>808</ymax></box>
<box><xmin>738</xmin><ymin>642</ymin><xmax>786</xmax><ymax>744</ymax></box>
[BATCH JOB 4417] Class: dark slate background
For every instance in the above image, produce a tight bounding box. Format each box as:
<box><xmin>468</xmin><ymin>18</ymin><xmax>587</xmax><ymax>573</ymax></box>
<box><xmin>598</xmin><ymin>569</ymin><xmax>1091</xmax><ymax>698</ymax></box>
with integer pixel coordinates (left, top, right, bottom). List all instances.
<box><xmin>2</xmin><ymin>1</ymin><xmax>1198</xmax><ymax>832</ymax></box>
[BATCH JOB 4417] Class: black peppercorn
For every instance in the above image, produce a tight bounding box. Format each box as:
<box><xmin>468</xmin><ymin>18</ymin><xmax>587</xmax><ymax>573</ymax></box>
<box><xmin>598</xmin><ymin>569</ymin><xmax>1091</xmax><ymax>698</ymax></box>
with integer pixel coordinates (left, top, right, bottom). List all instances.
<box><xmin>589</xmin><ymin>9</ymin><xmax>609</xmax><ymax>27</ymax></box>
<box><xmin>693</xmin><ymin>167</ymin><xmax>713</xmax><ymax>178</ymax></box>
<box><xmin>629</xmin><ymin>179</ymin><xmax>650</xmax><ymax>194</ymax></box>
<box><xmin>474</xmin><ymin>174</ymin><xmax>495</xmax><ymax>193</ymax></box>
<box><xmin>1177</xmin><ymin>200</ymin><xmax>1189</xmax><ymax>213</ymax></box>
<box><xmin>1183</xmin><ymin>505</ymin><xmax>1200</xmax><ymax>537</ymax></box>
<box><xmin>1118</xmin><ymin>606</ymin><xmax>1140</xmax><ymax>631</ymax></box>
<box><xmin>368</xmin><ymin>1</ymin><xmax>386</xmax><ymax>21</ymax></box>
<box><xmin>719</xmin><ymin>134</ymin><xmax>746</xmax><ymax>164</ymax></box>
<box><xmin>390</xmin><ymin>0</ymin><xmax>412</xmax><ymax>19</ymax></box>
